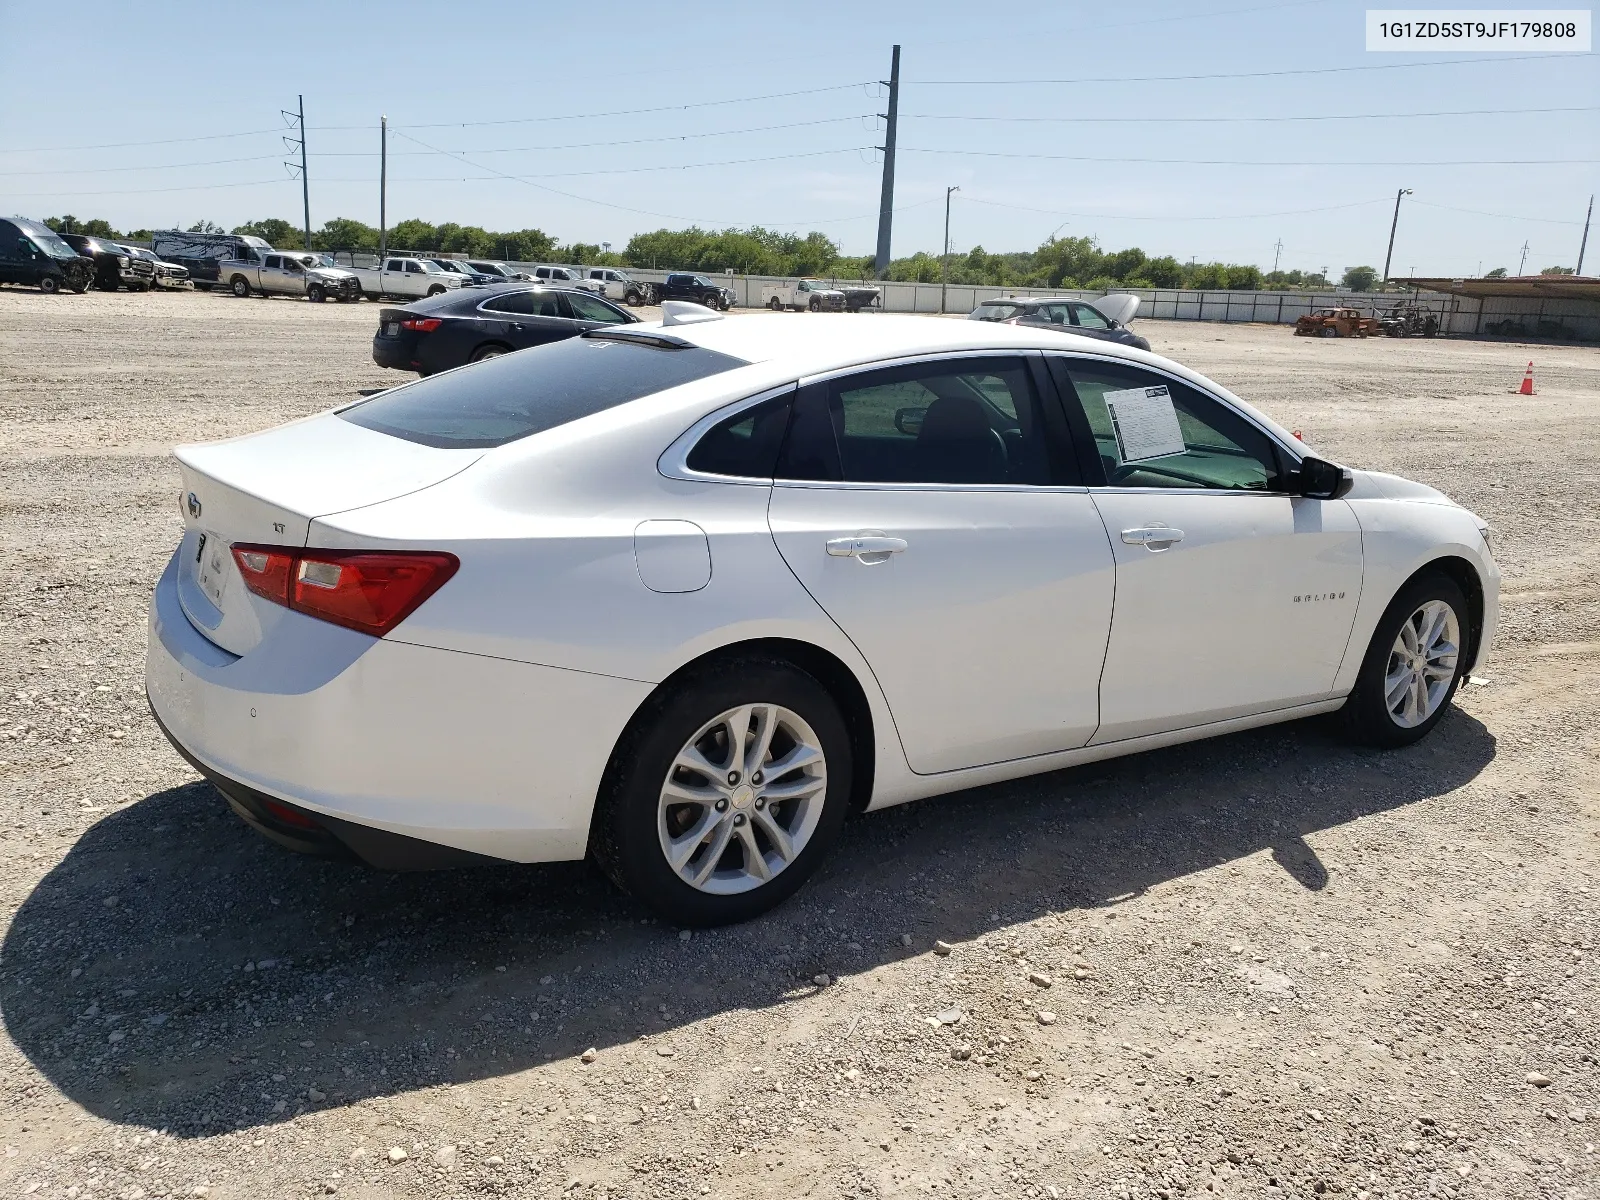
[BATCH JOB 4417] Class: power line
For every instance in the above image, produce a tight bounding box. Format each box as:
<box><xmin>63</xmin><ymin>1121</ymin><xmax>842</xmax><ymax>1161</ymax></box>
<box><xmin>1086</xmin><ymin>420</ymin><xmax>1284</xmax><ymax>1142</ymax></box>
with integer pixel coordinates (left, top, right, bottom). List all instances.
<box><xmin>901</xmin><ymin>146</ymin><xmax>1598</xmax><ymax>167</ymax></box>
<box><xmin>908</xmin><ymin>51</ymin><xmax>1593</xmax><ymax>86</ymax></box>
<box><xmin>382</xmin><ymin>82</ymin><xmax>879</xmax><ymax>132</ymax></box>
<box><xmin>3</xmin><ymin>154</ymin><xmax>284</xmax><ymax>176</ymax></box>
<box><xmin>0</xmin><ymin>82</ymin><xmax>880</xmax><ymax>155</ymax></box>
<box><xmin>393</xmin><ymin>144</ymin><xmax>875</xmax><ymax>181</ymax></box>
<box><xmin>903</xmin><ymin>105</ymin><xmax>1600</xmax><ymax>125</ymax></box>
<box><xmin>958</xmin><ymin>195</ymin><xmax>1395</xmax><ymax>222</ymax></box>
<box><xmin>0</xmin><ymin>129</ymin><xmax>283</xmax><ymax>154</ymax></box>
<box><xmin>1410</xmin><ymin>199</ymin><xmax>1586</xmax><ymax>225</ymax></box>
<box><xmin>389</xmin><ymin>128</ymin><xmax>890</xmax><ymax>228</ymax></box>
<box><xmin>307</xmin><ymin>115</ymin><xmax>880</xmax><ymax>157</ymax></box>
<box><xmin>4</xmin><ymin>178</ymin><xmax>295</xmax><ymax>198</ymax></box>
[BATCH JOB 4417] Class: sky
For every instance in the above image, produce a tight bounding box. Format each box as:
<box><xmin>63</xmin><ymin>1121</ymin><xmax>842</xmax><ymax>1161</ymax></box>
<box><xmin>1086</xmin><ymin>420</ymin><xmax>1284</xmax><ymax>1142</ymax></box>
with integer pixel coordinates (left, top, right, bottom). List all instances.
<box><xmin>1</xmin><ymin>0</ymin><xmax>1596</xmax><ymax>278</ymax></box>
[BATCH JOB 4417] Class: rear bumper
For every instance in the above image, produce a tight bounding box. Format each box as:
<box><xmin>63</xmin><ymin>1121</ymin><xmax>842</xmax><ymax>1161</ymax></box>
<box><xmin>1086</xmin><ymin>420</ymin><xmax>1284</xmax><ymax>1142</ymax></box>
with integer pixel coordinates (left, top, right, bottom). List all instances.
<box><xmin>145</xmin><ymin>548</ymin><xmax>653</xmax><ymax>866</ymax></box>
<box><xmin>371</xmin><ymin>333</ymin><xmax>418</xmax><ymax>370</ymax></box>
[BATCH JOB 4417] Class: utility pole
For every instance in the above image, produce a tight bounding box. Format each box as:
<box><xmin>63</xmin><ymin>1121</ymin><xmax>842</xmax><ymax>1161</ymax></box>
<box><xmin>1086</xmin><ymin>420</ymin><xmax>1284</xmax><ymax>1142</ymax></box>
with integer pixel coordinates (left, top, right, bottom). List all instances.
<box><xmin>1382</xmin><ymin>187</ymin><xmax>1411</xmax><ymax>282</ymax></box>
<box><xmin>873</xmin><ymin>45</ymin><xmax>901</xmax><ymax>280</ymax></box>
<box><xmin>379</xmin><ymin>115</ymin><xmax>388</xmax><ymax>262</ymax></box>
<box><xmin>1271</xmin><ymin>238</ymin><xmax>1283</xmax><ymax>275</ymax></box>
<box><xmin>940</xmin><ymin>185</ymin><xmax>959</xmax><ymax>314</ymax></box>
<box><xmin>282</xmin><ymin>96</ymin><xmax>311</xmax><ymax>250</ymax></box>
<box><xmin>1578</xmin><ymin>194</ymin><xmax>1593</xmax><ymax>275</ymax></box>
<box><xmin>298</xmin><ymin>96</ymin><xmax>310</xmax><ymax>250</ymax></box>
<box><xmin>1518</xmin><ymin>241</ymin><xmax>1530</xmax><ymax>276</ymax></box>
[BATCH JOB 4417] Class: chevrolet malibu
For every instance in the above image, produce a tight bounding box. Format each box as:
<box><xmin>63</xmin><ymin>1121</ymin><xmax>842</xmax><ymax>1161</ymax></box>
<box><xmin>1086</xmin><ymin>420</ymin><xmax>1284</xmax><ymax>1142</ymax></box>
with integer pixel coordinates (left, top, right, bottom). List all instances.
<box><xmin>146</xmin><ymin>306</ymin><xmax>1498</xmax><ymax>924</ymax></box>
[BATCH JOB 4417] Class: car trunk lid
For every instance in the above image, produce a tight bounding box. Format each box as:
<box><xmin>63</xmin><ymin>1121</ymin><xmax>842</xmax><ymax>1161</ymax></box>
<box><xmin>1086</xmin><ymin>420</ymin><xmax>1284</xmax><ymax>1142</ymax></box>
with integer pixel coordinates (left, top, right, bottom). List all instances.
<box><xmin>173</xmin><ymin>411</ymin><xmax>482</xmax><ymax>655</ymax></box>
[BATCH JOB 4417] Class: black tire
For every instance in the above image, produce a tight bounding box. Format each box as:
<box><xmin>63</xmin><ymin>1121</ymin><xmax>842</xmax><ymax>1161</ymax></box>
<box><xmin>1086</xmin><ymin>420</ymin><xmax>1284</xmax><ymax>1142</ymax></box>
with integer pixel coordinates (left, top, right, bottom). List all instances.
<box><xmin>808</xmin><ymin>297</ymin><xmax>820</xmax><ymax>312</ymax></box>
<box><xmin>625</xmin><ymin>289</ymin><xmax>642</xmax><ymax>307</ymax></box>
<box><xmin>38</xmin><ymin>275</ymin><xmax>61</xmax><ymax>295</ymax></box>
<box><xmin>1340</xmin><ymin>570</ymin><xmax>1470</xmax><ymax>748</ymax></box>
<box><xmin>307</xmin><ymin>284</ymin><xmax>326</xmax><ymax>303</ymax></box>
<box><xmin>469</xmin><ymin>344</ymin><xmax>509</xmax><ymax>363</ymax></box>
<box><xmin>769</xmin><ymin>296</ymin><xmax>782</xmax><ymax>311</ymax></box>
<box><xmin>427</xmin><ymin>285</ymin><xmax>446</xmax><ymax>297</ymax></box>
<box><xmin>1319</xmin><ymin>326</ymin><xmax>1337</xmax><ymax>338</ymax></box>
<box><xmin>590</xmin><ymin>656</ymin><xmax>854</xmax><ymax>926</ymax></box>
<box><xmin>230</xmin><ymin>276</ymin><xmax>251</xmax><ymax>298</ymax></box>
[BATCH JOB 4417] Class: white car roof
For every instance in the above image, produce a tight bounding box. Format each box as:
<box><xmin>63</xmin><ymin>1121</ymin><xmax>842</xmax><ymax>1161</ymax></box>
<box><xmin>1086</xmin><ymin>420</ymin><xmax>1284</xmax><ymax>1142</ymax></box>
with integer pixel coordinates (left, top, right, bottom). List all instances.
<box><xmin>629</xmin><ymin>314</ymin><xmax>1301</xmax><ymax>449</ymax></box>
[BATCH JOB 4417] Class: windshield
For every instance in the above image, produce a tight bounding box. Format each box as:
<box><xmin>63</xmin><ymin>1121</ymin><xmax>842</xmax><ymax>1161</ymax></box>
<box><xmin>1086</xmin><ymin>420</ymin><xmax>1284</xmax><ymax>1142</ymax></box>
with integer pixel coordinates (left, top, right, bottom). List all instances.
<box><xmin>29</xmin><ymin>233</ymin><xmax>82</xmax><ymax>260</ymax></box>
<box><xmin>970</xmin><ymin>304</ymin><xmax>1023</xmax><ymax>321</ymax></box>
<box><xmin>297</xmin><ymin>253</ymin><xmax>336</xmax><ymax>268</ymax></box>
<box><xmin>693</xmin><ymin>276</ymin><xmax>714</xmax><ymax>287</ymax></box>
<box><xmin>340</xmin><ymin>336</ymin><xmax>750</xmax><ymax>449</ymax></box>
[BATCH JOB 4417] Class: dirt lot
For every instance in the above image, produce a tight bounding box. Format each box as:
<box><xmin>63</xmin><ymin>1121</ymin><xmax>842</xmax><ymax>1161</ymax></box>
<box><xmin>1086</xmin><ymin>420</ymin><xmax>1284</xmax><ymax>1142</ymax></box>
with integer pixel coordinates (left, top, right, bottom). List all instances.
<box><xmin>0</xmin><ymin>289</ymin><xmax>1596</xmax><ymax>1200</ymax></box>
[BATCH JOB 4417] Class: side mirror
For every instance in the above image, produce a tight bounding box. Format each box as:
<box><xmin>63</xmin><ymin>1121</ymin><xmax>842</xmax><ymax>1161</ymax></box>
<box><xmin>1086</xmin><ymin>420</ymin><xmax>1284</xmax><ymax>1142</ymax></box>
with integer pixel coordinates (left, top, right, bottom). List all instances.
<box><xmin>1296</xmin><ymin>455</ymin><xmax>1354</xmax><ymax>500</ymax></box>
<box><xmin>894</xmin><ymin>406</ymin><xmax>927</xmax><ymax>436</ymax></box>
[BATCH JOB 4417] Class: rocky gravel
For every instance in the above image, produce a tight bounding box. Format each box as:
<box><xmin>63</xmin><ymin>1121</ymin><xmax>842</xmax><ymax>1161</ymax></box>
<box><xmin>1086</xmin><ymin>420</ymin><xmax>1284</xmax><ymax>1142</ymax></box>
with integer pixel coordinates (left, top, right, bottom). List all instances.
<box><xmin>0</xmin><ymin>288</ymin><xmax>1596</xmax><ymax>1199</ymax></box>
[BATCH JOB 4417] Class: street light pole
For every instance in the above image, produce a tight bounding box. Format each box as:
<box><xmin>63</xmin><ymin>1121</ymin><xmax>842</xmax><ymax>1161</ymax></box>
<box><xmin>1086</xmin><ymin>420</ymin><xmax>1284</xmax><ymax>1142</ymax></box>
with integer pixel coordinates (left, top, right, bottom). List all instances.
<box><xmin>1382</xmin><ymin>187</ymin><xmax>1411</xmax><ymax>283</ymax></box>
<box><xmin>941</xmin><ymin>185</ymin><xmax>959</xmax><ymax>314</ymax></box>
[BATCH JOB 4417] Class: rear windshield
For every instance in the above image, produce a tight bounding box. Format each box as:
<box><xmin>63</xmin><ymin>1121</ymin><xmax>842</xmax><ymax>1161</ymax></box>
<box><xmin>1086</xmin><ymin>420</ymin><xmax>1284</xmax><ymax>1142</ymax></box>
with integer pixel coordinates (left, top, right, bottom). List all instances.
<box><xmin>339</xmin><ymin>335</ymin><xmax>750</xmax><ymax>449</ymax></box>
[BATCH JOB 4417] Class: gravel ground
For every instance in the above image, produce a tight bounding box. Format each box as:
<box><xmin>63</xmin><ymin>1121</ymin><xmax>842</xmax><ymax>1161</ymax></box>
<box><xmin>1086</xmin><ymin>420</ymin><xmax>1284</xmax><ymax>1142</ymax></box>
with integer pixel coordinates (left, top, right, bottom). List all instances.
<box><xmin>0</xmin><ymin>288</ymin><xmax>1596</xmax><ymax>1200</ymax></box>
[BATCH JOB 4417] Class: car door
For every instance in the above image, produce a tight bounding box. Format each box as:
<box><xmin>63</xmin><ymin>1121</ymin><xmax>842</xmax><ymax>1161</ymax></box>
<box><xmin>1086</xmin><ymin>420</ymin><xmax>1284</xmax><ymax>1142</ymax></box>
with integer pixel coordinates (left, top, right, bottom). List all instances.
<box><xmin>278</xmin><ymin>255</ymin><xmax>307</xmax><ymax>296</ymax></box>
<box><xmin>564</xmin><ymin>289</ymin><xmax>632</xmax><ymax>330</ymax></box>
<box><xmin>1066</xmin><ymin>302</ymin><xmax>1120</xmax><ymax>344</ymax></box>
<box><xmin>475</xmin><ymin>289</ymin><xmax>575</xmax><ymax>350</ymax></box>
<box><xmin>767</xmin><ymin>353</ymin><xmax>1116</xmax><ymax>775</ymax></box>
<box><xmin>1045</xmin><ymin>354</ymin><xmax>1364</xmax><ymax>743</ymax></box>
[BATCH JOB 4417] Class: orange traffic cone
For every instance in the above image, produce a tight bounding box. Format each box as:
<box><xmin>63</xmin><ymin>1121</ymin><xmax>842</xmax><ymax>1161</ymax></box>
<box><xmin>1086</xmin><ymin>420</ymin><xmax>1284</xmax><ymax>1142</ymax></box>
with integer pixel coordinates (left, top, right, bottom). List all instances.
<box><xmin>1517</xmin><ymin>362</ymin><xmax>1536</xmax><ymax>395</ymax></box>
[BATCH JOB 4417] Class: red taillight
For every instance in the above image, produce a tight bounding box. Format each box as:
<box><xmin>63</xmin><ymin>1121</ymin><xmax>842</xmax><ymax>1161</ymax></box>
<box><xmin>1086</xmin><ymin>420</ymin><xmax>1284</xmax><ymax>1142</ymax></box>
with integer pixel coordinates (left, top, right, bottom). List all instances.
<box><xmin>232</xmin><ymin>545</ymin><xmax>295</xmax><ymax>605</ymax></box>
<box><xmin>400</xmin><ymin>317</ymin><xmax>442</xmax><ymax>332</ymax></box>
<box><xmin>229</xmin><ymin>544</ymin><xmax>458</xmax><ymax>638</ymax></box>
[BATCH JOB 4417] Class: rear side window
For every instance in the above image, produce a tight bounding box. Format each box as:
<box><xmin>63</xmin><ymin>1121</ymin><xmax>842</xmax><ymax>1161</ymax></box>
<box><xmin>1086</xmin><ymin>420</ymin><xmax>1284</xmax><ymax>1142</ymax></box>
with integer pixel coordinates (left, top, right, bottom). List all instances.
<box><xmin>481</xmin><ymin>290</ymin><xmax>565</xmax><ymax>317</ymax></box>
<box><xmin>340</xmin><ymin>336</ymin><xmax>750</xmax><ymax>449</ymax></box>
<box><xmin>685</xmin><ymin>391</ymin><xmax>794</xmax><ymax>478</ymax></box>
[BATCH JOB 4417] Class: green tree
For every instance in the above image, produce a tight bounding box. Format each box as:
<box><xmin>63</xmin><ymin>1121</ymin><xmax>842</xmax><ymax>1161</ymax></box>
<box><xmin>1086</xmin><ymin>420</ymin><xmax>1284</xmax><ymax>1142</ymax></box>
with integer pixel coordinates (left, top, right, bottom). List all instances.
<box><xmin>385</xmin><ymin>219</ymin><xmax>437</xmax><ymax>252</ymax></box>
<box><xmin>231</xmin><ymin>218</ymin><xmax>296</xmax><ymax>245</ymax></box>
<box><xmin>1143</xmin><ymin>255</ymin><xmax>1183</xmax><ymax>288</ymax></box>
<box><xmin>45</xmin><ymin>215</ymin><xmax>79</xmax><ymax>234</ymax></box>
<box><xmin>1540</xmin><ymin>265</ymin><xmax>1575</xmax><ymax>275</ymax></box>
<box><xmin>1484</xmin><ymin>266</ymin><xmax>1508</xmax><ymax>278</ymax></box>
<box><xmin>1341</xmin><ymin>265</ymin><xmax>1379</xmax><ymax>292</ymax></box>
<box><xmin>1187</xmin><ymin>262</ymin><xmax>1229</xmax><ymax>289</ymax></box>
<box><xmin>1224</xmin><ymin>264</ymin><xmax>1262</xmax><ymax>290</ymax></box>
<box><xmin>314</xmin><ymin>217</ymin><xmax>379</xmax><ymax>252</ymax></box>
<box><xmin>500</xmin><ymin>228</ymin><xmax>556</xmax><ymax>261</ymax></box>
<box><xmin>189</xmin><ymin>219</ymin><xmax>224</xmax><ymax>234</ymax></box>
<box><xmin>1104</xmin><ymin>247</ymin><xmax>1147</xmax><ymax>280</ymax></box>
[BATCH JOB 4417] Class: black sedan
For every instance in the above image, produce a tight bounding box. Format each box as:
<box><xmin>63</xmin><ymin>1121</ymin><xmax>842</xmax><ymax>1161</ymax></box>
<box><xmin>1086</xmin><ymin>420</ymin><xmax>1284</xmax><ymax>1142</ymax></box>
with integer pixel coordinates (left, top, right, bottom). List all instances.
<box><xmin>372</xmin><ymin>285</ymin><xmax>638</xmax><ymax>376</ymax></box>
<box><xmin>968</xmin><ymin>296</ymin><xmax>1150</xmax><ymax>351</ymax></box>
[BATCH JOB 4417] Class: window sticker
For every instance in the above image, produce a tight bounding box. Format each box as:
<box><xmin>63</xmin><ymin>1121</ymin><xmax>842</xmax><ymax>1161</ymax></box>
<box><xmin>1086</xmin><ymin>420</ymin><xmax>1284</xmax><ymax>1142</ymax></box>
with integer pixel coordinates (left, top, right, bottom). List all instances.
<box><xmin>1103</xmin><ymin>384</ymin><xmax>1187</xmax><ymax>463</ymax></box>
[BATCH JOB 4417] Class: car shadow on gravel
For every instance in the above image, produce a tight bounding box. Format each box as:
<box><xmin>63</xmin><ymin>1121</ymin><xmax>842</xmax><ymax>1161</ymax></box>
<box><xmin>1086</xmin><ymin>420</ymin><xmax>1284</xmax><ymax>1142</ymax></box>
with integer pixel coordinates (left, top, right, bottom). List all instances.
<box><xmin>0</xmin><ymin>707</ymin><xmax>1494</xmax><ymax>1136</ymax></box>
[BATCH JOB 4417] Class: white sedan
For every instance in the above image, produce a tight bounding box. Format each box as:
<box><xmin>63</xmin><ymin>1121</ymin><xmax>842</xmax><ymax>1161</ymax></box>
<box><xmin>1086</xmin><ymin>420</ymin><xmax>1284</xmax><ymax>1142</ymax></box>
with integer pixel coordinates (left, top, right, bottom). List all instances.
<box><xmin>146</xmin><ymin>305</ymin><xmax>1498</xmax><ymax>924</ymax></box>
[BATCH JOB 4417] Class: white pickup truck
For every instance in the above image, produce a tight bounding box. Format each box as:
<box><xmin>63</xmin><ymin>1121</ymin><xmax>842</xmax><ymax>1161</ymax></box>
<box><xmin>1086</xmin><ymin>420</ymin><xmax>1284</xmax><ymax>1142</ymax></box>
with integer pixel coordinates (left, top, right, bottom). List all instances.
<box><xmin>582</xmin><ymin>267</ymin><xmax>653</xmax><ymax>306</ymax></box>
<box><xmin>760</xmin><ymin>279</ymin><xmax>846</xmax><ymax>312</ymax></box>
<box><xmin>349</xmin><ymin>256</ymin><xmax>473</xmax><ymax>301</ymax></box>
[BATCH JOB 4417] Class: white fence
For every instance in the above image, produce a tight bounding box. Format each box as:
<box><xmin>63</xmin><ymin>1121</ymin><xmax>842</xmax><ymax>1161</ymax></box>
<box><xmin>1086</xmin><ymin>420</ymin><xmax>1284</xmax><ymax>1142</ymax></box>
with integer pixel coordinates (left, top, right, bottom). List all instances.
<box><xmin>319</xmin><ymin>252</ymin><xmax>1600</xmax><ymax>342</ymax></box>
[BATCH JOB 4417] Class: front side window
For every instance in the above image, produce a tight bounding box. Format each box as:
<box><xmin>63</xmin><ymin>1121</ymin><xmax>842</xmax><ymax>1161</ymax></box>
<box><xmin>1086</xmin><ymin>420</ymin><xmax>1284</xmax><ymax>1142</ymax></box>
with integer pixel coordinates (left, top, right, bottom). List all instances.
<box><xmin>565</xmin><ymin>292</ymin><xmax>628</xmax><ymax>323</ymax></box>
<box><xmin>1050</xmin><ymin>357</ymin><xmax>1281</xmax><ymax>491</ymax></box>
<box><xmin>1070</xmin><ymin>303</ymin><xmax>1110</xmax><ymax>329</ymax></box>
<box><xmin>341</xmin><ymin>336</ymin><xmax>750</xmax><ymax>449</ymax></box>
<box><xmin>778</xmin><ymin>357</ymin><xmax>1050</xmax><ymax>486</ymax></box>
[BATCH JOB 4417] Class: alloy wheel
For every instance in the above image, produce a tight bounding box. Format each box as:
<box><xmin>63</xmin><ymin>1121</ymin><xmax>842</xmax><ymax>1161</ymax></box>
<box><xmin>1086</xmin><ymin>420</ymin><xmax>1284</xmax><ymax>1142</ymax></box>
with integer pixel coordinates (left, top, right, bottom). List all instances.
<box><xmin>1384</xmin><ymin>600</ymin><xmax>1460</xmax><ymax>728</ymax></box>
<box><xmin>656</xmin><ymin>703</ymin><xmax>827</xmax><ymax>896</ymax></box>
